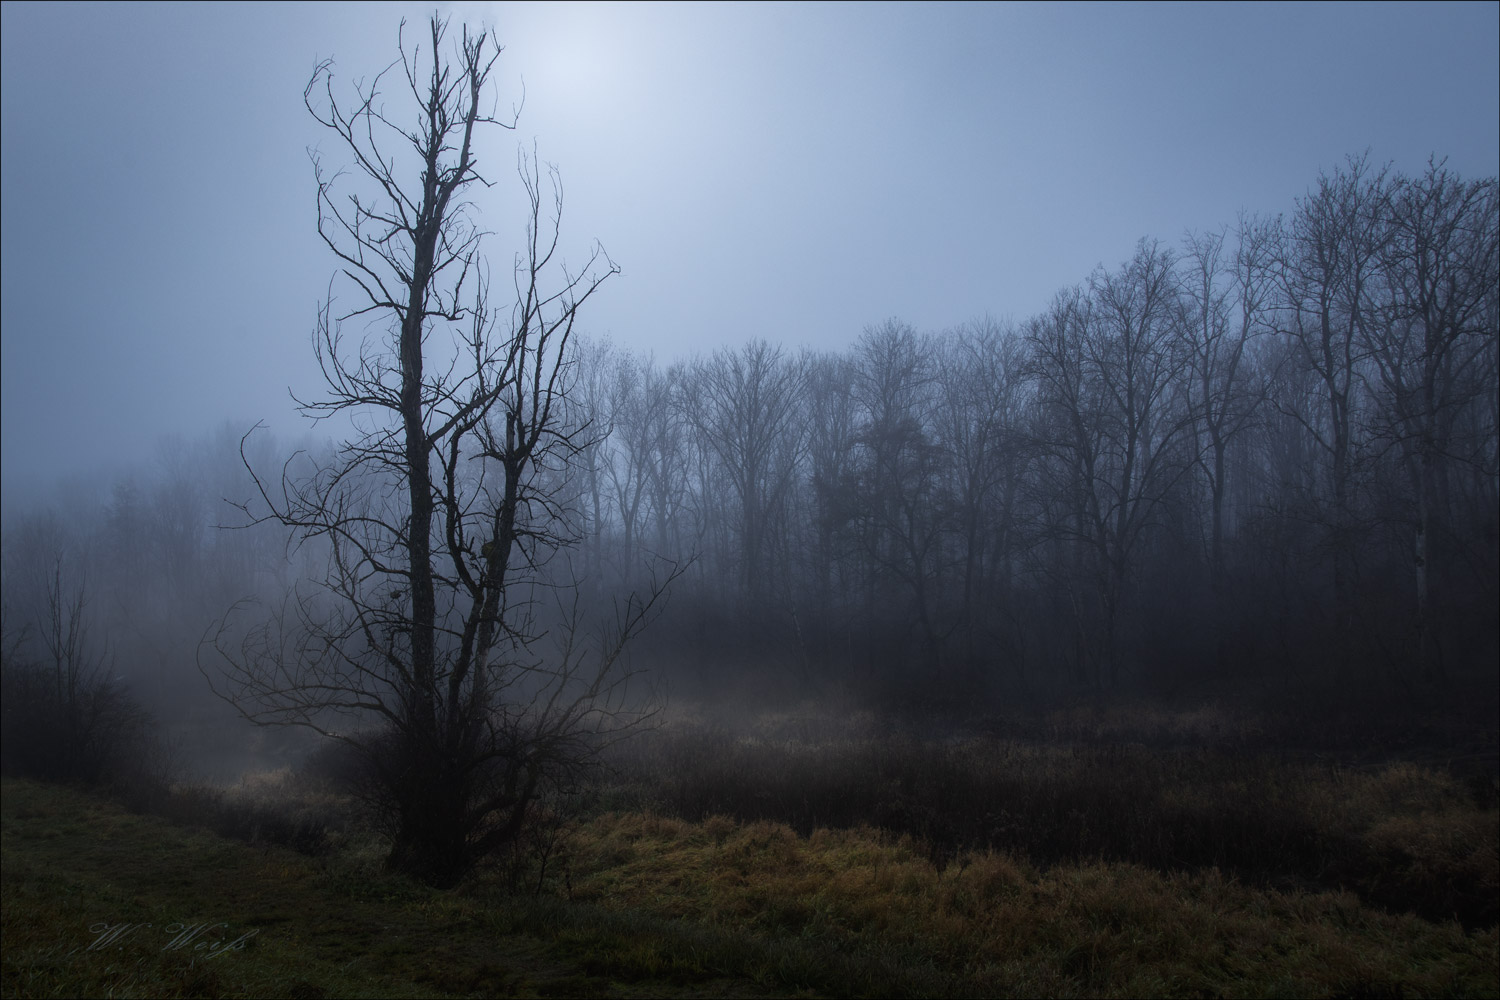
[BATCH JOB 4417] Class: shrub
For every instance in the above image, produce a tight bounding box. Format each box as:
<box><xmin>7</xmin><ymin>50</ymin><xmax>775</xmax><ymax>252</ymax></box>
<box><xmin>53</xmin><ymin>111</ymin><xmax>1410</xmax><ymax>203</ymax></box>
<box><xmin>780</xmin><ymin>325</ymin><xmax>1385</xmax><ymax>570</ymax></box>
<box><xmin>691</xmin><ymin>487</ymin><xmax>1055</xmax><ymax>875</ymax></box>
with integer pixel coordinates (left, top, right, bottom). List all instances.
<box><xmin>0</xmin><ymin>584</ymin><xmax>161</xmax><ymax>788</ymax></box>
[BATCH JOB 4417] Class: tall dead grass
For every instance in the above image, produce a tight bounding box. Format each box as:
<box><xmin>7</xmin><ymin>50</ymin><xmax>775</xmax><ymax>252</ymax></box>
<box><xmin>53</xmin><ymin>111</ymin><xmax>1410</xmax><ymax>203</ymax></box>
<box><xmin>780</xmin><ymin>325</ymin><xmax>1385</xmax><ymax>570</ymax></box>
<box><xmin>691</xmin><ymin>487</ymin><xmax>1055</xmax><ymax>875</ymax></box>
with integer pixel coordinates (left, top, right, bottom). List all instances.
<box><xmin>559</xmin><ymin>807</ymin><xmax>1497</xmax><ymax>997</ymax></box>
<box><xmin>599</xmin><ymin>710</ymin><xmax>1499</xmax><ymax>927</ymax></box>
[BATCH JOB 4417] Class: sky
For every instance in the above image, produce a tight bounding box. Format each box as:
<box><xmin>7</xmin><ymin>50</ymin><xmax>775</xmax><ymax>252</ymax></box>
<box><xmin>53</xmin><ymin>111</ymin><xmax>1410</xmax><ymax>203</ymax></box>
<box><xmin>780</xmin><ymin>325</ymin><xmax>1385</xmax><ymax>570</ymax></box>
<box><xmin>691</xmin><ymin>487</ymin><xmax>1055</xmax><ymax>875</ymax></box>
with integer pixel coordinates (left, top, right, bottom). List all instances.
<box><xmin>2</xmin><ymin>1</ymin><xmax>1497</xmax><ymax>506</ymax></box>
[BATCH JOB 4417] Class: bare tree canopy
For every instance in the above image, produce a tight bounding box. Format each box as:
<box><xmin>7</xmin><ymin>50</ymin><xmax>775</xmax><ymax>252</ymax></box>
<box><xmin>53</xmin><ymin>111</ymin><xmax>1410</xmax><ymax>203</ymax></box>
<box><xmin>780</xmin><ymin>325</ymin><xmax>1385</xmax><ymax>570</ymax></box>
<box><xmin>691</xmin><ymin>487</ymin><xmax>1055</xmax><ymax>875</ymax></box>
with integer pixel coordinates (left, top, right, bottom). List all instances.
<box><xmin>200</xmin><ymin>14</ymin><xmax>673</xmax><ymax>887</ymax></box>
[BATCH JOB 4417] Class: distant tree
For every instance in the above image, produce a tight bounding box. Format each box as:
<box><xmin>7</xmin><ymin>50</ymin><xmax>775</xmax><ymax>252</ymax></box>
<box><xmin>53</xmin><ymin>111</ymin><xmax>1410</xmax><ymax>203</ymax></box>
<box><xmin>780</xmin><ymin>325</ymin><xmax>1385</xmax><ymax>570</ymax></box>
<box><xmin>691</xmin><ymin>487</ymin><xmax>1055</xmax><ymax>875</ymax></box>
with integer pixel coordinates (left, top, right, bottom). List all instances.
<box><xmin>1271</xmin><ymin>156</ymin><xmax>1393</xmax><ymax>675</ymax></box>
<box><xmin>1180</xmin><ymin>219</ymin><xmax>1272</xmax><ymax>589</ymax></box>
<box><xmin>600</xmin><ymin>351</ymin><xmax>689</xmax><ymax>571</ymax></box>
<box><xmin>0</xmin><ymin>558</ymin><xmax>154</xmax><ymax>785</ymax></box>
<box><xmin>637</xmin><ymin>361</ymin><xmax>692</xmax><ymax>562</ymax></box>
<box><xmin>202</xmin><ymin>15</ymin><xmax>674</xmax><ymax>888</ymax></box>
<box><xmin>848</xmin><ymin>321</ymin><xmax>946</xmax><ymax>672</ymax></box>
<box><xmin>679</xmin><ymin>341</ymin><xmax>807</xmax><ymax>607</ymax></box>
<box><xmin>1027</xmin><ymin>241</ymin><xmax>1193</xmax><ymax>687</ymax></box>
<box><xmin>931</xmin><ymin>318</ymin><xmax>1030</xmax><ymax>680</ymax></box>
<box><xmin>603</xmin><ymin>351</ymin><xmax>655</xmax><ymax>577</ymax></box>
<box><xmin>802</xmin><ymin>351</ymin><xmax>861</xmax><ymax>657</ymax></box>
<box><xmin>1367</xmin><ymin>160</ymin><xmax>1500</xmax><ymax>679</ymax></box>
<box><xmin>570</xmin><ymin>336</ymin><xmax>618</xmax><ymax>589</ymax></box>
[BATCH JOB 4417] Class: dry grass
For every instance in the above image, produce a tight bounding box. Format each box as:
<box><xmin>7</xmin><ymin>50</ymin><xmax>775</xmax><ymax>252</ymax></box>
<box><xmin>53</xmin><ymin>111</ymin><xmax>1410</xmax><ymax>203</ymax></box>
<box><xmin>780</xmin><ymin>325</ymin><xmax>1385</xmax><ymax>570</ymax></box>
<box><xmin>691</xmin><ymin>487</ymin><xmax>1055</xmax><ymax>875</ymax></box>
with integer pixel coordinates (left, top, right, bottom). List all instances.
<box><xmin>599</xmin><ymin>709</ymin><xmax>1500</xmax><ymax>928</ymax></box>
<box><xmin>554</xmin><ymin>808</ymin><xmax>1497</xmax><ymax>997</ymax></box>
<box><xmin>10</xmin><ymin>695</ymin><xmax>1494</xmax><ymax>998</ymax></box>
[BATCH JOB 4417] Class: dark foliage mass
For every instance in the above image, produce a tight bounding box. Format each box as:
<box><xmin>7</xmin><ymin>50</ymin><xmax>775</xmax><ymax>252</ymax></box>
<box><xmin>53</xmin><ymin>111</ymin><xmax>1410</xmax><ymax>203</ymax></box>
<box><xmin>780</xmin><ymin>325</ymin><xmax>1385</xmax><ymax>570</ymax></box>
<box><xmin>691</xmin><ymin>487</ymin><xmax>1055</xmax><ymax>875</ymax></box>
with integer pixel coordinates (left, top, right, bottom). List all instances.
<box><xmin>0</xmin><ymin>568</ymin><xmax>161</xmax><ymax>788</ymax></box>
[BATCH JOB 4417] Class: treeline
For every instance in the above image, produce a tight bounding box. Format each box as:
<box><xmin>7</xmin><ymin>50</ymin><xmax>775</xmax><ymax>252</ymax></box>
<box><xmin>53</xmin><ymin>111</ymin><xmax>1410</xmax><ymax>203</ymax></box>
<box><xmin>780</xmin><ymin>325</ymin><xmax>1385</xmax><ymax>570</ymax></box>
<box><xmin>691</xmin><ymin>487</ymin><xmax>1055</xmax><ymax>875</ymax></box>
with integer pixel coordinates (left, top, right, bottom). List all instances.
<box><xmin>570</xmin><ymin>156</ymin><xmax>1499</xmax><ymax>704</ymax></box>
<box><xmin>3</xmin><ymin>156</ymin><xmax>1496</xmax><ymax>731</ymax></box>
<box><xmin>1</xmin><ymin>425</ymin><xmax>328</xmax><ymax>771</ymax></box>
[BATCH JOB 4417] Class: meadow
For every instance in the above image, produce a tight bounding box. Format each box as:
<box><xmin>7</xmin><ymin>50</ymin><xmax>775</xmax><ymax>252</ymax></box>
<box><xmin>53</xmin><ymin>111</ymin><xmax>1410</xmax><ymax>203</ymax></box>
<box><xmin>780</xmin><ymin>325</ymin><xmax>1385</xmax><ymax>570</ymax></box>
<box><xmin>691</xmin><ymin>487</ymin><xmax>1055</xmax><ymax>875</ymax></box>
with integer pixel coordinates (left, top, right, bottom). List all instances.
<box><xmin>3</xmin><ymin>701</ymin><xmax>1497</xmax><ymax>998</ymax></box>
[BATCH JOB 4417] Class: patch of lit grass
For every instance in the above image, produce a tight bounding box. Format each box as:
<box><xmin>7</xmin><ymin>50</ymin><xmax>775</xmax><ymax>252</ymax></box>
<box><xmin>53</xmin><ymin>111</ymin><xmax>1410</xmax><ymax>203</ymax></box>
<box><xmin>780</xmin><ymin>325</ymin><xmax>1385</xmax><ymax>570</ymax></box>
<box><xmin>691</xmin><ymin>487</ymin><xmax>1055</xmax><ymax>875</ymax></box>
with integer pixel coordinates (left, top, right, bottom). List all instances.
<box><xmin>602</xmin><ymin>719</ymin><xmax>1500</xmax><ymax>927</ymax></box>
<box><xmin>556</xmin><ymin>809</ymin><xmax>1498</xmax><ymax>998</ymax></box>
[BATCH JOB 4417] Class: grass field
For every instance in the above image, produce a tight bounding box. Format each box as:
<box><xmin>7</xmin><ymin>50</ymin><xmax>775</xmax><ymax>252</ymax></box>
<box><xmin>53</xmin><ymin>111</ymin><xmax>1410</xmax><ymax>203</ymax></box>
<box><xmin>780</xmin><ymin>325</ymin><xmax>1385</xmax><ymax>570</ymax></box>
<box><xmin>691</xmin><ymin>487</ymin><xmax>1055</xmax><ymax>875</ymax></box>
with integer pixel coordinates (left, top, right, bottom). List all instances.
<box><xmin>4</xmin><ymin>711</ymin><xmax>1498</xmax><ymax>1000</ymax></box>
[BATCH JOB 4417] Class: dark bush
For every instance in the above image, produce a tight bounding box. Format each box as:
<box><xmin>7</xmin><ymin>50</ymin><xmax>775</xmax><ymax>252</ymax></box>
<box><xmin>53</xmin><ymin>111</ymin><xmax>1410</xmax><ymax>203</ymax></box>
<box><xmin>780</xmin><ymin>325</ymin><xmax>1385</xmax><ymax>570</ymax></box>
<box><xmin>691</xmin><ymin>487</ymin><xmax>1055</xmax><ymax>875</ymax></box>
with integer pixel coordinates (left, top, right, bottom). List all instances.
<box><xmin>1</xmin><ymin>633</ymin><xmax>160</xmax><ymax>788</ymax></box>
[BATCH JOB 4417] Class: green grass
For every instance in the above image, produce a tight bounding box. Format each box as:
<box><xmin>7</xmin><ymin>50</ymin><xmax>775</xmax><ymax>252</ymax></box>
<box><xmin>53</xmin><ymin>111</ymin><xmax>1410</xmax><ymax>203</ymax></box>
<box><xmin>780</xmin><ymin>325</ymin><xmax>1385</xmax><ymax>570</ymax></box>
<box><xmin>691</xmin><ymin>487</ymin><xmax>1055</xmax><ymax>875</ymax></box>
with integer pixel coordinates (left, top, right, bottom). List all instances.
<box><xmin>5</xmin><ymin>772</ymin><xmax>1497</xmax><ymax>998</ymax></box>
<box><xmin>0</xmin><ymin>778</ymin><xmax>772</xmax><ymax>998</ymax></box>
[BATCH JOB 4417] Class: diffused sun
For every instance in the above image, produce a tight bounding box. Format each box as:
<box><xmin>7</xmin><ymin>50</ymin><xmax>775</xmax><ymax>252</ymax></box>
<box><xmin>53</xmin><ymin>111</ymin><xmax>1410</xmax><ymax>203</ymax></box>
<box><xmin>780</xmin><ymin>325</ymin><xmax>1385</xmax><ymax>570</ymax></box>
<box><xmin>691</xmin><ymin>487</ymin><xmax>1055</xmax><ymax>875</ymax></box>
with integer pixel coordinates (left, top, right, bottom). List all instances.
<box><xmin>531</xmin><ymin>31</ymin><xmax>612</xmax><ymax>102</ymax></box>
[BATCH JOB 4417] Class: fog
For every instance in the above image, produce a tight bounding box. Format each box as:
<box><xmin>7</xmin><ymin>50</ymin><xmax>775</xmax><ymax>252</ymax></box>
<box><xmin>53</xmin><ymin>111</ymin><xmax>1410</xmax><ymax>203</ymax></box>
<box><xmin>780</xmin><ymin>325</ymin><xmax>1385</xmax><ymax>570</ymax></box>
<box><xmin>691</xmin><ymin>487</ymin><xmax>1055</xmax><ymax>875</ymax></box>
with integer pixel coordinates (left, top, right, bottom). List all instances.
<box><xmin>5</xmin><ymin>2</ymin><xmax>1497</xmax><ymax>498</ymax></box>
<box><xmin>2</xmin><ymin>2</ymin><xmax>1498</xmax><ymax>776</ymax></box>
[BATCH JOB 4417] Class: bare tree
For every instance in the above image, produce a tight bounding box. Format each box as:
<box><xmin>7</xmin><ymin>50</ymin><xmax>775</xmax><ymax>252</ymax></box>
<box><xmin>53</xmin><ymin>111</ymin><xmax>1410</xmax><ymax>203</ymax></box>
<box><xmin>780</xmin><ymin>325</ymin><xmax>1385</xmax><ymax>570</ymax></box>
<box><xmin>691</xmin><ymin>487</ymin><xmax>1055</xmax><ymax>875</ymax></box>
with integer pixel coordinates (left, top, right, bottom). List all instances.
<box><xmin>1027</xmin><ymin>241</ymin><xmax>1193</xmax><ymax>687</ymax></box>
<box><xmin>1</xmin><ymin>557</ymin><xmax>153</xmax><ymax>785</ymax></box>
<box><xmin>848</xmin><ymin>321</ymin><xmax>948</xmax><ymax>670</ymax></box>
<box><xmin>602</xmin><ymin>351</ymin><xmax>655</xmax><ymax>577</ymax></box>
<box><xmin>1272</xmin><ymin>155</ymin><xmax>1392</xmax><ymax>675</ymax></box>
<box><xmin>202</xmin><ymin>15</ymin><xmax>672</xmax><ymax>887</ymax></box>
<box><xmin>802</xmin><ymin>350</ymin><xmax>861</xmax><ymax>663</ymax></box>
<box><xmin>1368</xmin><ymin>160</ymin><xmax>1500</xmax><ymax>679</ymax></box>
<box><xmin>637</xmin><ymin>361</ymin><xmax>693</xmax><ymax>562</ymax></box>
<box><xmin>1180</xmin><ymin>219</ymin><xmax>1272</xmax><ymax>588</ymax></box>
<box><xmin>932</xmin><ymin>318</ymin><xmax>1030</xmax><ymax>680</ymax></box>
<box><xmin>599</xmin><ymin>350</ymin><xmax>689</xmax><ymax>573</ymax></box>
<box><xmin>680</xmin><ymin>340</ymin><xmax>808</xmax><ymax>606</ymax></box>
